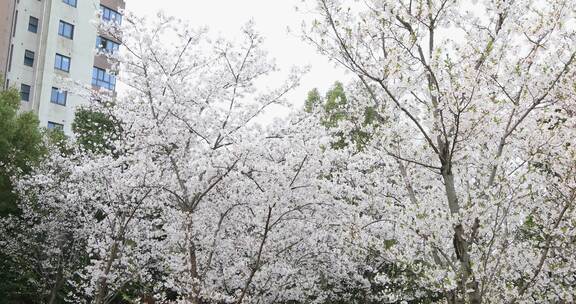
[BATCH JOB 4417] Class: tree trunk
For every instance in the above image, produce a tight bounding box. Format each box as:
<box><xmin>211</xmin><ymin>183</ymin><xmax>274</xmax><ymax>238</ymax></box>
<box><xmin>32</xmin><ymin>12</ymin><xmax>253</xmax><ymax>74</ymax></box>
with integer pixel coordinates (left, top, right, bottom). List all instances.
<box><xmin>441</xmin><ymin>160</ymin><xmax>481</xmax><ymax>304</ymax></box>
<box><xmin>47</xmin><ymin>265</ymin><xmax>64</xmax><ymax>304</ymax></box>
<box><xmin>237</xmin><ymin>206</ymin><xmax>273</xmax><ymax>304</ymax></box>
<box><xmin>187</xmin><ymin>219</ymin><xmax>201</xmax><ymax>304</ymax></box>
<box><xmin>47</xmin><ymin>235</ymin><xmax>70</xmax><ymax>304</ymax></box>
<box><xmin>94</xmin><ymin>225</ymin><xmax>124</xmax><ymax>304</ymax></box>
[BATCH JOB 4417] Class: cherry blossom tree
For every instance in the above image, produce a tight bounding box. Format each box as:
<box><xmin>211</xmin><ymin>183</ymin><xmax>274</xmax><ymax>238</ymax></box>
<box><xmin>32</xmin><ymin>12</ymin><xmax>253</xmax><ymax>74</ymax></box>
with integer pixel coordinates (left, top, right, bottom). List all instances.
<box><xmin>105</xmin><ymin>13</ymin><xmax>323</xmax><ymax>303</ymax></box>
<box><xmin>0</xmin><ymin>147</ymin><xmax>84</xmax><ymax>304</ymax></box>
<box><xmin>303</xmin><ymin>0</ymin><xmax>576</xmax><ymax>302</ymax></box>
<box><xmin>13</xmin><ymin>12</ymin><xmax>337</xmax><ymax>304</ymax></box>
<box><xmin>3</xmin><ymin>2</ymin><xmax>575</xmax><ymax>303</ymax></box>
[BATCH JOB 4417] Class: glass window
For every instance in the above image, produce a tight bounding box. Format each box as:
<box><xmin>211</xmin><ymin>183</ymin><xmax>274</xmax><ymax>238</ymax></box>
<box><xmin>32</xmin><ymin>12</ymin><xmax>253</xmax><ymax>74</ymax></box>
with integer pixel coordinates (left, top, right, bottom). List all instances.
<box><xmin>55</xmin><ymin>53</ymin><xmax>71</xmax><ymax>72</ymax></box>
<box><xmin>96</xmin><ymin>36</ymin><xmax>120</xmax><ymax>54</ymax></box>
<box><xmin>13</xmin><ymin>11</ymin><xmax>18</xmax><ymax>37</ymax></box>
<box><xmin>58</xmin><ymin>20</ymin><xmax>74</xmax><ymax>39</ymax></box>
<box><xmin>100</xmin><ymin>5</ymin><xmax>122</xmax><ymax>24</ymax></box>
<box><xmin>24</xmin><ymin>50</ymin><xmax>35</xmax><ymax>67</ymax></box>
<box><xmin>20</xmin><ymin>84</ymin><xmax>31</xmax><ymax>101</ymax></box>
<box><xmin>8</xmin><ymin>45</ymin><xmax>13</xmax><ymax>72</ymax></box>
<box><xmin>50</xmin><ymin>87</ymin><xmax>67</xmax><ymax>106</ymax></box>
<box><xmin>62</xmin><ymin>0</ymin><xmax>77</xmax><ymax>7</ymax></box>
<box><xmin>28</xmin><ymin>16</ymin><xmax>39</xmax><ymax>33</ymax></box>
<box><xmin>47</xmin><ymin>121</ymin><xmax>64</xmax><ymax>131</ymax></box>
<box><xmin>92</xmin><ymin>66</ymin><xmax>116</xmax><ymax>90</ymax></box>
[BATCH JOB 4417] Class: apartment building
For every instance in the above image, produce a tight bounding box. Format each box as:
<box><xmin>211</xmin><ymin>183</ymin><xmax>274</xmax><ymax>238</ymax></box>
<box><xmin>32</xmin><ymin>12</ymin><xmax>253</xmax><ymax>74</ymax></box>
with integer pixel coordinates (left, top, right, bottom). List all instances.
<box><xmin>0</xmin><ymin>0</ymin><xmax>125</xmax><ymax>134</ymax></box>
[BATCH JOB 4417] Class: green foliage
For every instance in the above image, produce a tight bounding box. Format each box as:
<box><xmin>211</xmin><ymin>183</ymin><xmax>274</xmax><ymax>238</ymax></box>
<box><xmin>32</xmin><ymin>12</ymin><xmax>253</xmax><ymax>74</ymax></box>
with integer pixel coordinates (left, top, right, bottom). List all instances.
<box><xmin>0</xmin><ymin>85</ymin><xmax>45</xmax><ymax>216</ymax></box>
<box><xmin>304</xmin><ymin>88</ymin><xmax>321</xmax><ymax>113</ymax></box>
<box><xmin>72</xmin><ymin>108</ymin><xmax>121</xmax><ymax>155</ymax></box>
<box><xmin>0</xmin><ymin>83</ymin><xmax>47</xmax><ymax>303</ymax></box>
<box><xmin>322</xmin><ymin>82</ymin><xmax>348</xmax><ymax>128</ymax></box>
<box><xmin>0</xmin><ymin>252</ymin><xmax>39</xmax><ymax>304</ymax></box>
<box><xmin>305</xmin><ymin>82</ymin><xmax>378</xmax><ymax>151</ymax></box>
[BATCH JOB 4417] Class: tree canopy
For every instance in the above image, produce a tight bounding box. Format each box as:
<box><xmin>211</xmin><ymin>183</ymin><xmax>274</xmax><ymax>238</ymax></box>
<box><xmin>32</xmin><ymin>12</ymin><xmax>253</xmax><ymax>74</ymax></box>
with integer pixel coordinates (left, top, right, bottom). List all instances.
<box><xmin>0</xmin><ymin>84</ymin><xmax>44</xmax><ymax>216</ymax></box>
<box><xmin>1</xmin><ymin>1</ymin><xmax>576</xmax><ymax>303</ymax></box>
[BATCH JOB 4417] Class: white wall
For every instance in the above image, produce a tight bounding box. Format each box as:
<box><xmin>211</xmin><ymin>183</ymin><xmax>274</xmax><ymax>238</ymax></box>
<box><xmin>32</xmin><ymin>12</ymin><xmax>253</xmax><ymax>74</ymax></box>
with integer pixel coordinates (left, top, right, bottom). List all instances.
<box><xmin>35</xmin><ymin>0</ymin><xmax>99</xmax><ymax>134</ymax></box>
<box><xmin>7</xmin><ymin>0</ymin><xmax>100</xmax><ymax>134</ymax></box>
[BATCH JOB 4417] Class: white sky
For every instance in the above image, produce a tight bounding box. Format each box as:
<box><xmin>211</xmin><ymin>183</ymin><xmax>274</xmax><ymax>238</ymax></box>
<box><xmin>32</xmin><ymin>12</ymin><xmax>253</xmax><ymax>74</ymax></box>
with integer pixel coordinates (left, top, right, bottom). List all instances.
<box><xmin>127</xmin><ymin>0</ymin><xmax>351</xmax><ymax>121</ymax></box>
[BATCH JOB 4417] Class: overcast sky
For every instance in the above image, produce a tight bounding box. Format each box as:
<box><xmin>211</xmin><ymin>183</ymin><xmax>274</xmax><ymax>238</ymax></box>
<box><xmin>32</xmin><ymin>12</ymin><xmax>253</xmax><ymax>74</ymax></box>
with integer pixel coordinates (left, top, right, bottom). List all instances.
<box><xmin>127</xmin><ymin>0</ymin><xmax>351</xmax><ymax>121</ymax></box>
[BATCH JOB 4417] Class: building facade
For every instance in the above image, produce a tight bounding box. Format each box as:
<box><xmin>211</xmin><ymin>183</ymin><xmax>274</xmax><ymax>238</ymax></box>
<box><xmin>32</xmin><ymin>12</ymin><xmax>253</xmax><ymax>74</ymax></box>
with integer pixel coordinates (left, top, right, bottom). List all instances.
<box><xmin>0</xmin><ymin>0</ymin><xmax>125</xmax><ymax>134</ymax></box>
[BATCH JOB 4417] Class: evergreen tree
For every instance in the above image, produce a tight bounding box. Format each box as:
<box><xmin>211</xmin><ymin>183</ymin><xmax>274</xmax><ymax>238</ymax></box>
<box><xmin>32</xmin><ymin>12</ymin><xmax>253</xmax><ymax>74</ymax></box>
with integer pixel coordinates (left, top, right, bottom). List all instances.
<box><xmin>0</xmin><ymin>83</ymin><xmax>45</xmax><ymax>216</ymax></box>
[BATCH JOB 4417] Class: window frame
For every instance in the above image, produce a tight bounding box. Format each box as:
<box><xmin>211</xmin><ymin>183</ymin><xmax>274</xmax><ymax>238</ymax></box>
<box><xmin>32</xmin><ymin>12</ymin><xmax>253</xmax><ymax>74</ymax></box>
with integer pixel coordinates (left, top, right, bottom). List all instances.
<box><xmin>58</xmin><ymin>20</ymin><xmax>74</xmax><ymax>39</ymax></box>
<box><xmin>54</xmin><ymin>53</ymin><xmax>71</xmax><ymax>72</ymax></box>
<box><xmin>96</xmin><ymin>36</ymin><xmax>120</xmax><ymax>54</ymax></box>
<box><xmin>100</xmin><ymin>5</ymin><xmax>122</xmax><ymax>24</ymax></box>
<box><xmin>50</xmin><ymin>87</ymin><xmax>67</xmax><ymax>106</ymax></box>
<box><xmin>20</xmin><ymin>84</ymin><xmax>31</xmax><ymax>101</ymax></box>
<box><xmin>92</xmin><ymin>66</ymin><xmax>116</xmax><ymax>91</ymax></box>
<box><xmin>24</xmin><ymin>49</ymin><xmax>35</xmax><ymax>67</ymax></box>
<box><xmin>28</xmin><ymin>16</ymin><xmax>39</xmax><ymax>33</ymax></box>
<box><xmin>62</xmin><ymin>0</ymin><xmax>77</xmax><ymax>7</ymax></box>
<box><xmin>47</xmin><ymin>121</ymin><xmax>64</xmax><ymax>131</ymax></box>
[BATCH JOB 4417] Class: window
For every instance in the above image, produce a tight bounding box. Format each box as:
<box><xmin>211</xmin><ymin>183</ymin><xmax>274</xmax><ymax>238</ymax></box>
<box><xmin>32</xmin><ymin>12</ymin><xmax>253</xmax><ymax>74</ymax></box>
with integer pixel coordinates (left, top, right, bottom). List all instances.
<box><xmin>47</xmin><ymin>121</ymin><xmax>64</xmax><ymax>131</ymax></box>
<box><xmin>92</xmin><ymin>67</ymin><xmax>116</xmax><ymax>90</ymax></box>
<box><xmin>28</xmin><ymin>16</ymin><xmax>38</xmax><ymax>33</ymax></box>
<box><xmin>50</xmin><ymin>87</ymin><xmax>67</xmax><ymax>106</ymax></box>
<box><xmin>13</xmin><ymin>11</ymin><xmax>18</xmax><ymax>37</ymax></box>
<box><xmin>20</xmin><ymin>84</ymin><xmax>31</xmax><ymax>101</ymax></box>
<box><xmin>55</xmin><ymin>53</ymin><xmax>71</xmax><ymax>72</ymax></box>
<box><xmin>62</xmin><ymin>0</ymin><xmax>77</xmax><ymax>7</ymax></box>
<box><xmin>96</xmin><ymin>36</ymin><xmax>120</xmax><ymax>54</ymax></box>
<box><xmin>100</xmin><ymin>5</ymin><xmax>121</xmax><ymax>24</ymax></box>
<box><xmin>24</xmin><ymin>50</ymin><xmax>35</xmax><ymax>67</ymax></box>
<box><xmin>58</xmin><ymin>20</ymin><xmax>74</xmax><ymax>39</ymax></box>
<box><xmin>8</xmin><ymin>45</ymin><xmax>14</xmax><ymax>72</ymax></box>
